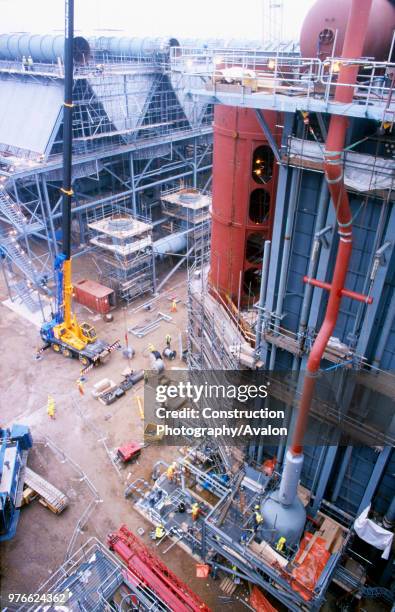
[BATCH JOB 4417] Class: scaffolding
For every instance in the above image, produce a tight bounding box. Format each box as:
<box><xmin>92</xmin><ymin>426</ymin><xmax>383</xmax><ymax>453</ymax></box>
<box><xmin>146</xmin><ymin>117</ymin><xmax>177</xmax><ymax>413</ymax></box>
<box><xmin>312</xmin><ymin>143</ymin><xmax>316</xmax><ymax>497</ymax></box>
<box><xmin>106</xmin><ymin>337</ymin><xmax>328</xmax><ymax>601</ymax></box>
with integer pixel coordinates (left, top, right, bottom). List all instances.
<box><xmin>135</xmin><ymin>447</ymin><xmax>349</xmax><ymax>612</ymax></box>
<box><xmin>0</xmin><ymin>41</ymin><xmax>213</xmax><ymax>311</ymax></box>
<box><xmin>160</xmin><ymin>186</ymin><xmax>211</xmax><ymax>265</ymax></box>
<box><xmin>88</xmin><ymin>204</ymin><xmax>155</xmax><ymax>304</ymax></box>
<box><xmin>18</xmin><ymin>537</ymin><xmax>170</xmax><ymax>612</ymax></box>
<box><xmin>170</xmin><ymin>47</ymin><xmax>395</xmax><ymax>122</ymax></box>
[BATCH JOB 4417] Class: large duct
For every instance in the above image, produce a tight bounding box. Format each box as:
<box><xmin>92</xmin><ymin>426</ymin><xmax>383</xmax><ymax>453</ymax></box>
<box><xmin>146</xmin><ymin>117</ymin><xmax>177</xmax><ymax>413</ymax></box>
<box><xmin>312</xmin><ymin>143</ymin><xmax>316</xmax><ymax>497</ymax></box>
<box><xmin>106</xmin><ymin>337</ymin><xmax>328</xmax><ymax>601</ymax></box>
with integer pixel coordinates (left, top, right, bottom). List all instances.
<box><xmin>300</xmin><ymin>0</ymin><xmax>395</xmax><ymax>61</ymax></box>
<box><xmin>279</xmin><ymin>0</ymin><xmax>374</xmax><ymax>511</ymax></box>
<box><xmin>209</xmin><ymin>106</ymin><xmax>281</xmax><ymax>304</ymax></box>
<box><xmin>153</xmin><ymin>232</ymin><xmax>187</xmax><ymax>259</ymax></box>
<box><xmin>0</xmin><ymin>33</ymin><xmax>90</xmax><ymax>63</ymax></box>
<box><xmin>91</xmin><ymin>36</ymin><xmax>180</xmax><ymax>58</ymax></box>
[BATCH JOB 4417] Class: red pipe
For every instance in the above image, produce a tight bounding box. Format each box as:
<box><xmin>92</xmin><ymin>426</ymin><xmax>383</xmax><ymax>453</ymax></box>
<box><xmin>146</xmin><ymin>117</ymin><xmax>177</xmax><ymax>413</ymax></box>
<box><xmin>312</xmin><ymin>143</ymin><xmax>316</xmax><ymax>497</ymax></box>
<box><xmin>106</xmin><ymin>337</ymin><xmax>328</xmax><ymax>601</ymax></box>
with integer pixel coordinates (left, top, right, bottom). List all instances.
<box><xmin>303</xmin><ymin>276</ymin><xmax>373</xmax><ymax>304</ymax></box>
<box><xmin>291</xmin><ymin>0</ymin><xmax>373</xmax><ymax>455</ymax></box>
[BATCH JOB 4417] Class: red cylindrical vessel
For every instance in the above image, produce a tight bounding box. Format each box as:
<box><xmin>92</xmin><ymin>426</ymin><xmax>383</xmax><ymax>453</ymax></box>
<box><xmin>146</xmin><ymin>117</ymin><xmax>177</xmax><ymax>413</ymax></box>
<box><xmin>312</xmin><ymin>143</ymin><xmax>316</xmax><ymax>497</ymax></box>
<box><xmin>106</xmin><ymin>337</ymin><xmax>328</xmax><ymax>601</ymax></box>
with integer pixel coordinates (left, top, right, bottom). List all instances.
<box><xmin>209</xmin><ymin>106</ymin><xmax>281</xmax><ymax>304</ymax></box>
<box><xmin>300</xmin><ymin>0</ymin><xmax>395</xmax><ymax>61</ymax></box>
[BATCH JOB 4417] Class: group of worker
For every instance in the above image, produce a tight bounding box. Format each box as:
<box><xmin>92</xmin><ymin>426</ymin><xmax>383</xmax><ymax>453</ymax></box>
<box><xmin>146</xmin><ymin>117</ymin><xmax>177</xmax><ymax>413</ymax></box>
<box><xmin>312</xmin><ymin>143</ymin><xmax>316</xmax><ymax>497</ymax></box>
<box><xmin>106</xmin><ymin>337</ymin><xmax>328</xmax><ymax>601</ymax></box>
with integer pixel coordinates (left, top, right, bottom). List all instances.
<box><xmin>252</xmin><ymin>504</ymin><xmax>286</xmax><ymax>553</ymax></box>
<box><xmin>21</xmin><ymin>55</ymin><xmax>34</xmax><ymax>71</ymax></box>
<box><xmin>152</xmin><ymin>500</ymin><xmax>200</xmax><ymax>541</ymax></box>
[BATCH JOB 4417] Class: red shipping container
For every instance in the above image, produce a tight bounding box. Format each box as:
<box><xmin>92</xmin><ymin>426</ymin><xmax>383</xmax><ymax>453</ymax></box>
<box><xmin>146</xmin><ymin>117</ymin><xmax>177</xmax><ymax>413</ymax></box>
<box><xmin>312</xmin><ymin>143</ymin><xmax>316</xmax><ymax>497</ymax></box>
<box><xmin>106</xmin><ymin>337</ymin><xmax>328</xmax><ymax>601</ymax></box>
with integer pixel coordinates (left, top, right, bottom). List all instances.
<box><xmin>73</xmin><ymin>279</ymin><xmax>116</xmax><ymax>314</ymax></box>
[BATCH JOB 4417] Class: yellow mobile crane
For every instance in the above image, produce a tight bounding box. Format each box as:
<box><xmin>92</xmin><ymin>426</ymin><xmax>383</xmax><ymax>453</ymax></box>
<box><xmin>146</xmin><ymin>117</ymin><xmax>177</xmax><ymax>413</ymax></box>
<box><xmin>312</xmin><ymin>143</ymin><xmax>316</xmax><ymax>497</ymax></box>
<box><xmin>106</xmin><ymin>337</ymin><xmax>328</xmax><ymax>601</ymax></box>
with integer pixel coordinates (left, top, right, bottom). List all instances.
<box><xmin>40</xmin><ymin>0</ymin><xmax>118</xmax><ymax>368</ymax></box>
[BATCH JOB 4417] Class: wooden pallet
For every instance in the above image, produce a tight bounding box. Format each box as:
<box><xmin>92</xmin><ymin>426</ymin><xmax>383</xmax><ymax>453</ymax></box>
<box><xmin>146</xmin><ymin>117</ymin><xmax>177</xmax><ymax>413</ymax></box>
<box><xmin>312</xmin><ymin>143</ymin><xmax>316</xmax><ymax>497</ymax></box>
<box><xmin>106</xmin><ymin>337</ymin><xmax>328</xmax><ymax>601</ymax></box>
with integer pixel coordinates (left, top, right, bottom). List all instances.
<box><xmin>23</xmin><ymin>467</ymin><xmax>68</xmax><ymax>514</ymax></box>
<box><xmin>220</xmin><ymin>577</ymin><xmax>238</xmax><ymax>596</ymax></box>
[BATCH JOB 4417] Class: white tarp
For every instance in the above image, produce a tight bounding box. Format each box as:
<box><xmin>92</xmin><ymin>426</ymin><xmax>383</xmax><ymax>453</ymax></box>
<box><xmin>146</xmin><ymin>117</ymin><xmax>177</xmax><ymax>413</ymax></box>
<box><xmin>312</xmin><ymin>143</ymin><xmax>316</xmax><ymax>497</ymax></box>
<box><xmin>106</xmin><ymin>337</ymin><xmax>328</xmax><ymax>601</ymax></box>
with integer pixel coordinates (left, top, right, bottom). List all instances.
<box><xmin>354</xmin><ymin>505</ymin><xmax>393</xmax><ymax>559</ymax></box>
<box><xmin>288</xmin><ymin>139</ymin><xmax>395</xmax><ymax>193</ymax></box>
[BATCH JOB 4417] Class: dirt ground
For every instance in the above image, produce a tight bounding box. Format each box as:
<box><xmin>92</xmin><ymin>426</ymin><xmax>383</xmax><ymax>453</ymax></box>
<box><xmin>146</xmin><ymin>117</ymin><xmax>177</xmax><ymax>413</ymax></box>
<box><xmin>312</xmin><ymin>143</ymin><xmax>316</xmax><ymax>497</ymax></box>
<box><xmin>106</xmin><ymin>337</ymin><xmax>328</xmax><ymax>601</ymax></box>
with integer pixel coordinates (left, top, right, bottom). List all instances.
<box><xmin>0</xmin><ymin>257</ymin><xmax>247</xmax><ymax>611</ymax></box>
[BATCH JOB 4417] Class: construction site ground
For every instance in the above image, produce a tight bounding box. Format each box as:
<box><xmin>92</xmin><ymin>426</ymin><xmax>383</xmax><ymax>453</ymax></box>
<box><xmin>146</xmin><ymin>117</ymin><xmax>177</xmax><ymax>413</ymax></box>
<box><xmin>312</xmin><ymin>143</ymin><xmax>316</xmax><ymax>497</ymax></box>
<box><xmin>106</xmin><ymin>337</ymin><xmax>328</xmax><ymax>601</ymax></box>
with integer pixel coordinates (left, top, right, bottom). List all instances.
<box><xmin>0</xmin><ymin>254</ymin><xmax>248</xmax><ymax>611</ymax></box>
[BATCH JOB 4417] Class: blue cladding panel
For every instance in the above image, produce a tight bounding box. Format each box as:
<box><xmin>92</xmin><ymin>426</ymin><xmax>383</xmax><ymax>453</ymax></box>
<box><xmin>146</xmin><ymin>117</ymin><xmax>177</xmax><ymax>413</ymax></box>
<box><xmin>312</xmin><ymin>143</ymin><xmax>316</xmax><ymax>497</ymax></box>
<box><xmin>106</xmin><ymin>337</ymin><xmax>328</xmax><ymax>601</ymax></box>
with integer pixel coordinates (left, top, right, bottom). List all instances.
<box><xmin>374</xmin><ymin>449</ymin><xmax>395</xmax><ymax>515</ymax></box>
<box><xmin>281</xmin><ymin>170</ymin><xmax>386</xmax><ymax>348</ymax></box>
<box><xmin>282</xmin><ymin>173</ymin><xmax>322</xmax><ymax>334</ymax></box>
<box><xmin>333</xmin><ymin>197</ymin><xmax>382</xmax><ymax>343</ymax></box>
<box><xmin>381</xmin><ymin>320</ymin><xmax>395</xmax><ymax>369</ymax></box>
<box><xmin>321</xmin><ymin>447</ymin><xmax>394</xmax><ymax>517</ymax></box>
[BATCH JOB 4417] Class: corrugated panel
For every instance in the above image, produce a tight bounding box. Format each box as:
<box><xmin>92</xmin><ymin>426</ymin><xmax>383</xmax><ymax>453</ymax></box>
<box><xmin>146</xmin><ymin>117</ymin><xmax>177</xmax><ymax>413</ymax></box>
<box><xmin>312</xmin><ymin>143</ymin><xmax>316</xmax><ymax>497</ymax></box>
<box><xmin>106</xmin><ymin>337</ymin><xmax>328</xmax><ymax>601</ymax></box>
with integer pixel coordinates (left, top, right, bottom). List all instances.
<box><xmin>334</xmin><ymin>197</ymin><xmax>381</xmax><ymax>343</ymax></box>
<box><xmin>0</xmin><ymin>77</ymin><xmax>63</xmax><ymax>155</ymax></box>
<box><xmin>334</xmin><ymin>447</ymin><xmax>385</xmax><ymax>516</ymax></box>
<box><xmin>282</xmin><ymin>173</ymin><xmax>322</xmax><ymax>334</ymax></box>
<box><xmin>380</xmin><ymin>313</ymin><xmax>395</xmax><ymax>368</ymax></box>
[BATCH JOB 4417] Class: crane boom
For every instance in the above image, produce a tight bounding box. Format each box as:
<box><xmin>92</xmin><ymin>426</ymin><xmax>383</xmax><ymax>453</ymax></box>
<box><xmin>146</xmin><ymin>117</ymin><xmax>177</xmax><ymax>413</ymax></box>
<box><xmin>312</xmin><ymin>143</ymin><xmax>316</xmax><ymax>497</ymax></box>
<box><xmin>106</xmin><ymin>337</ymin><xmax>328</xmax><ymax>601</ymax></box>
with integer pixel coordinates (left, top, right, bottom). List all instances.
<box><xmin>39</xmin><ymin>0</ymin><xmax>119</xmax><ymax>368</ymax></box>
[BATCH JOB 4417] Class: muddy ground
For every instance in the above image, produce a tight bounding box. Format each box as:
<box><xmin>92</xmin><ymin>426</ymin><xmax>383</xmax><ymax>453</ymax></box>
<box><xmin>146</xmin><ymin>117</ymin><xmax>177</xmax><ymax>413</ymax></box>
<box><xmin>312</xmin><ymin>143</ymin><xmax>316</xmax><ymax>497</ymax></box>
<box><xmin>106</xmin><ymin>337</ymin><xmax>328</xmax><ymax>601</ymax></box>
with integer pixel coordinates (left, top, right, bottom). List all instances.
<box><xmin>0</xmin><ymin>257</ymin><xmax>249</xmax><ymax>611</ymax></box>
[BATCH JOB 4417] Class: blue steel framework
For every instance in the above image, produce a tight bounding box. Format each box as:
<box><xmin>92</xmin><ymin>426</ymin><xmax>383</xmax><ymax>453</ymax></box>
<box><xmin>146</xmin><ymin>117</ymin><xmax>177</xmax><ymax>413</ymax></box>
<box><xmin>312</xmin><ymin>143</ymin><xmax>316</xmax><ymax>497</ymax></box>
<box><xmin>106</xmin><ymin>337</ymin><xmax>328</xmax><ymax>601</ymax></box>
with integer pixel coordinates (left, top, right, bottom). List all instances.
<box><xmin>177</xmin><ymin>46</ymin><xmax>395</xmax><ymax>603</ymax></box>
<box><xmin>0</xmin><ymin>49</ymin><xmax>213</xmax><ymax>309</ymax></box>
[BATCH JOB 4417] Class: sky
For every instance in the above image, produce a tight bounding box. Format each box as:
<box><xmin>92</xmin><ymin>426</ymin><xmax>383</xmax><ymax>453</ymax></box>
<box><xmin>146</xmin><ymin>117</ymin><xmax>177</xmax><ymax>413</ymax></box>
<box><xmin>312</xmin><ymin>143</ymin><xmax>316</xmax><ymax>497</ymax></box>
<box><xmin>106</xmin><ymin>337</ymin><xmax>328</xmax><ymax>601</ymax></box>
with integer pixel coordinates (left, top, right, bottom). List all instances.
<box><xmin>0</xmin><ymin>0</ymin><xmax>315</xmax><ymax>40</ymax></box>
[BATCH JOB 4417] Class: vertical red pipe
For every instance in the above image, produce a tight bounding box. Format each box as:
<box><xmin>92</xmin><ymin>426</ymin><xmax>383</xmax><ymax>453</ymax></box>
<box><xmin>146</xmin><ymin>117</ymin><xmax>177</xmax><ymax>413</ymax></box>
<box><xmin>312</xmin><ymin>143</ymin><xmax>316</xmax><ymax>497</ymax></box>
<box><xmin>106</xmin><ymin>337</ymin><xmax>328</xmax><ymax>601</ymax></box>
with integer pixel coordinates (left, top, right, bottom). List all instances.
<box><xmin>291</xmin><ymin>0</ymin><xmax>373</xmax><ymax>455</ymax></box>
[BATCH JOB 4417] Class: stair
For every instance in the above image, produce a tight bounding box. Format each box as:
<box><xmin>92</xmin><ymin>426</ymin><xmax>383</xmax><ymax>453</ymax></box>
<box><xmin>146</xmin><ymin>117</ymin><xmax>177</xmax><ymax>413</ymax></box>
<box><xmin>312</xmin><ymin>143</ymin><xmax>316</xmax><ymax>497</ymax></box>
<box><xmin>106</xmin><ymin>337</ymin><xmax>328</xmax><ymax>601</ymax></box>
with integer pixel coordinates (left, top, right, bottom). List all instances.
<box><xmin>0</xmin><ymin>234</ymin><xmax>39</xmax><ymax>284</ymax></box>
<box><xmin>0</xmin><ymin>187</ymin><xmax>43</xmax><ymax>234</ymax></box>
<box><xmin>11</xmin><ymin>280</ymin><xmax>42</xmax><ymax>313</ymax></box>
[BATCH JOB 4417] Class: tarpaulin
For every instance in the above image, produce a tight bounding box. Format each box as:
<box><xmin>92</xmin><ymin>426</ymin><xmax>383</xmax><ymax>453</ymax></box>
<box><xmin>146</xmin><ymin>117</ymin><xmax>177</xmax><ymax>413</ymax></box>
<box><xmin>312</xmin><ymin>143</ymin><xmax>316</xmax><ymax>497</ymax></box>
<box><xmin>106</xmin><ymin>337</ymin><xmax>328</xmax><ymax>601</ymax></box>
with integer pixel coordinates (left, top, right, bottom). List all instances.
<box><xmin>291</xmin><ymin>533</ymin><xmax>330</xmax><ymax>601</ymax></box>
<box><xmin>354</xmin><ymin>505</ymin><xmax>394</xmax><ymax>560</ymax></box>
<box><xmin>249</xmin><ymin>585</ymin><xmax>278</xmax><ymax>612</ymax></box>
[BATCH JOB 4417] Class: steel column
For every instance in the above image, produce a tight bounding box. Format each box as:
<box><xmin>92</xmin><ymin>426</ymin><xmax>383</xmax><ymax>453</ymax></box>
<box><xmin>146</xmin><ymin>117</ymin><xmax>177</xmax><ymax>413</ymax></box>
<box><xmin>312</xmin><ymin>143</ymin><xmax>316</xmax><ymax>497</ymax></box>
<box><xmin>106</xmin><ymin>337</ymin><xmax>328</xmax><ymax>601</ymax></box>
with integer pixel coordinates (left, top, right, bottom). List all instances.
<box><xmin>357</xmin><ymin>446</ymin><xmax>392</xmax><ymax>515</ymax></box>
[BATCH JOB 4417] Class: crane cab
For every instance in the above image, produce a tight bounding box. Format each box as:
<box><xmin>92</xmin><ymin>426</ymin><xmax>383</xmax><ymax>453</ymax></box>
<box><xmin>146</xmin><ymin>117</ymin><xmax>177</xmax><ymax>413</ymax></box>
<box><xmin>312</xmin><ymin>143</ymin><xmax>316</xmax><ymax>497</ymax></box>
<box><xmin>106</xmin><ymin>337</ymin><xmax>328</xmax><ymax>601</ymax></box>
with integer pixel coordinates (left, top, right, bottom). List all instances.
<box><xmin>80</xmin><ymin>322</ymin><xmax>97</xmax><ymax>343</ymax></box>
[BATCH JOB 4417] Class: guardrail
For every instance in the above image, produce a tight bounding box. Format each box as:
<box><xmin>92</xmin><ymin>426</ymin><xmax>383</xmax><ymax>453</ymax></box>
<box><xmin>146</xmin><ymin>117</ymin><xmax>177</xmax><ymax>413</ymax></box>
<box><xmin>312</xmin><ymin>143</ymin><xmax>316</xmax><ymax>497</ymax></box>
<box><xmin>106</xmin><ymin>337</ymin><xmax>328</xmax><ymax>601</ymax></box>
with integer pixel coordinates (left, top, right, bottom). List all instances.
<box><xmin>169</xmin><ymin>47</ymin><xmax>395</xmax><ymax>121</ymax></box>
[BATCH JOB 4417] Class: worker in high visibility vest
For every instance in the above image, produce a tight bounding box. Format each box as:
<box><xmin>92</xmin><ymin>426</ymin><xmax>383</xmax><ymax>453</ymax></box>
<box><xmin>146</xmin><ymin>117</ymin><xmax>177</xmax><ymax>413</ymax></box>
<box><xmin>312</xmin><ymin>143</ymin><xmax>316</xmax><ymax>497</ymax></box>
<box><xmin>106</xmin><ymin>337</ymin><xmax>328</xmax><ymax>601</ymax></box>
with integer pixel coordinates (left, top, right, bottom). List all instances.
<box><xmin>155</xmin><ymin>524</ymin><xmax>165</xmax><ymax>539</ymax></box>
<box><xmin>165</xmin><ymin>334</ymin><xmax>171</xmax><ymax>348</ymax></box>
<box><xmin>276</xmin><ymin>536</ymin><xmax>286</xmax><ymax>552</ymax></box>
<box><xmin>253</xmin><ymin>505</ymin><xmax>263</xmax><ymax>531</ymax></box>
<box><xmin>77</xmin><ymin>378</ymin><xmax>84</xmax><ymax>395</ymax></box>
<box><xmin>47</xmin><ymin>395</ymin><xmax>56</xmax><ymax>419</ymax></box>
<box><xmin>191</xmin><ymin>502</ymin><xmax>200</xmax><ymax>521</ymax></box>
<box><xmin>166</xmin><ymin>462</ymin><xmax>177</xmax><ymax>482</ymax></box>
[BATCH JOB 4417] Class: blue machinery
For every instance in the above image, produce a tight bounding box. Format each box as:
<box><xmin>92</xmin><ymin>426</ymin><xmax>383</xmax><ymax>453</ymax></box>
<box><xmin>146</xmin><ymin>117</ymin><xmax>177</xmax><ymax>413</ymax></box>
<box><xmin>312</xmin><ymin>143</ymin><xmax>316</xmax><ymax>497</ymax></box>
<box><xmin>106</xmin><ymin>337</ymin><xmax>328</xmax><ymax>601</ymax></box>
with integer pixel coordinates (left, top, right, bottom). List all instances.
<box><xmin>0</xmin><ymin>425</ymin><xmax>33</xmax><ymax>542</ymax></box>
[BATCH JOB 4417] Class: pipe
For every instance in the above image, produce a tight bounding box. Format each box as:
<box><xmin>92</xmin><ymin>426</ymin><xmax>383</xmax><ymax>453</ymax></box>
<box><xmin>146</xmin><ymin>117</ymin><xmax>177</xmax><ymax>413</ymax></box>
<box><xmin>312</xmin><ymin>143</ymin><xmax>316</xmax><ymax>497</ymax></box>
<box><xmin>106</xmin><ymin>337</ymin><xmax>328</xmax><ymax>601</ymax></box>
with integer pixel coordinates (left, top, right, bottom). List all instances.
<box><xmin>303</xmin><ymin>277</ymin><xmax>373</xmax><ymax>304</ymax></box>
<box><xmin>290</xmin><ymin>0</ymin><xmax>373</xmax><ymax>458</ymax></box>
<box><xmin>0</xmin><ymin>32</ymin><xmax>90</xmax><ymax>63</ymax></box>
<box><xmin>153</xmin><ymin>231</ymin><xmax>188</xmax><ymax>258</ymax></box>
<box><xmin>91</xmin><ymin>36</ymin><xmax>180</xmax><ymax>58</ymax></box>
<box><xmin>255</xmin><ymin>240</ymin><xmax>271</xmax><ymax>352</ymax></box>
<box><xmin>298</xmin><ymin>179</ymin><xmax>330</xmax><ymax>341</ymax></box>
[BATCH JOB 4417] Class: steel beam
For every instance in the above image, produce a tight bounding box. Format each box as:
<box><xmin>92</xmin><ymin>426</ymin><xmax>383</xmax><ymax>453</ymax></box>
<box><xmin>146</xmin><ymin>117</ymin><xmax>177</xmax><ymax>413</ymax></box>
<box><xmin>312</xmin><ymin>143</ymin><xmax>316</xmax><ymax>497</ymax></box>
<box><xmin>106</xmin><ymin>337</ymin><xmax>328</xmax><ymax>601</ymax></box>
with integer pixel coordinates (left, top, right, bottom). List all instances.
<box><xmin>357</xmin><ymin>446</ymin><xmax>392</xmax><ymax>515</ymax></box>
<box><xmin>254</xmin><ymin>109</ymin><xmax>281</xmax><ymax>163</ymax></box>
<box><xmin>310</xmin><ymin>446</ymin><xmax>338</xmax><ymax>515</ymax></box>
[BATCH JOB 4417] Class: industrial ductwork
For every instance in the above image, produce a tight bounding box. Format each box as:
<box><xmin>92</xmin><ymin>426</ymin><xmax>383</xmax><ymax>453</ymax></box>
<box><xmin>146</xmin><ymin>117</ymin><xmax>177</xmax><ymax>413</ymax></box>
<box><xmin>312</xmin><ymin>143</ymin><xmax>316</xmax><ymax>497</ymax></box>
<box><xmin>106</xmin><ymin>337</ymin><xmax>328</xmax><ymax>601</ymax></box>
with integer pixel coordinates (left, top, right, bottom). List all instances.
<box><xmin>278</xmin><ymin>0</ymin><xmax>374</xmax><ymax>515</ymax></box>
<box><xmin>91</xmin><ymin>36</ymin><xmax>180</xmax><ymax>58</ymax></box>
<box><xmin>0</xmin><ymin>33</ymin><xmax>90</xmax><ymax>63</ymax></box>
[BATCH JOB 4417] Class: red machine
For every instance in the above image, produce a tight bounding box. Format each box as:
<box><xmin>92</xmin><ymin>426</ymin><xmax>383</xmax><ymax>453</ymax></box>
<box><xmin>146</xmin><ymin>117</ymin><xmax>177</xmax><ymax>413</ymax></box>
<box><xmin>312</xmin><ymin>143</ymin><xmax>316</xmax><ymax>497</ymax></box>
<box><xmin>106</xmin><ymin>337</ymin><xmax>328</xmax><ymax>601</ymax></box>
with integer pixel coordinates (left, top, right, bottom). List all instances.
<box><xmin>209</xmin><ymin>106</ymin><xmax>281</xmax><ymax>304</ymax></box>
<box><xmin>108</xmin><ymin>525</ymin><xmax>211</xmax><ymax>612</ymax></box>
<box><xmin>116</xmin><ymin>442</ymin><xmax>141</xmax><ymax>463</ymax></box>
